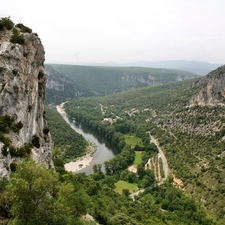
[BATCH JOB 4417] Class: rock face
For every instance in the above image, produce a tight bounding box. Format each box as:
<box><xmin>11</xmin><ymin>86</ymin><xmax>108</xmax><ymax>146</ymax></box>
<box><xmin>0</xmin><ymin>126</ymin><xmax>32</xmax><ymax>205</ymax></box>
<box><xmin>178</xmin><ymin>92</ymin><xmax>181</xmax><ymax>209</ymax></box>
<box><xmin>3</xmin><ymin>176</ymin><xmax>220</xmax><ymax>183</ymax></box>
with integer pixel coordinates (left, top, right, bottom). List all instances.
<box><xmin>45</xmin><ymin>65</ymin><xmax>87</xmax><ymax>104</ymax></box>
<box><xmin>188</xmin><ymin>65</ymin><xmax>225</xmax><ymax>107</ymax></box>
<box><xmin>0</xmin><ymin>21</ymin><xmax>53</xmax><ymax>178</ymax></box>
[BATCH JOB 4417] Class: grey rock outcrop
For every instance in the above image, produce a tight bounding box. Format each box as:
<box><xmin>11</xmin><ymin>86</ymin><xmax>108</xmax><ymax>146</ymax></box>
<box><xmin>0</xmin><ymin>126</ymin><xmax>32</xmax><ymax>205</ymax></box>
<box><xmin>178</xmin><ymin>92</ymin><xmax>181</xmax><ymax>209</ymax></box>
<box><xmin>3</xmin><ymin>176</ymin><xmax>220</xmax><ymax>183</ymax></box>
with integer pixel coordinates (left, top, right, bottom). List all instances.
<box><xmin>188</xmin><ymin>65</ymin><xmax>225</xmax><ymax>107</ymax></box>
<box><xmin>0</xmin><ymin>22</ymin><xmax>53</xmax><ymax>178</ymax></box>
<box><xmin>45</xmin><ymin>65</ymin><xmax>88</xmax><ymax>104</ymax></box>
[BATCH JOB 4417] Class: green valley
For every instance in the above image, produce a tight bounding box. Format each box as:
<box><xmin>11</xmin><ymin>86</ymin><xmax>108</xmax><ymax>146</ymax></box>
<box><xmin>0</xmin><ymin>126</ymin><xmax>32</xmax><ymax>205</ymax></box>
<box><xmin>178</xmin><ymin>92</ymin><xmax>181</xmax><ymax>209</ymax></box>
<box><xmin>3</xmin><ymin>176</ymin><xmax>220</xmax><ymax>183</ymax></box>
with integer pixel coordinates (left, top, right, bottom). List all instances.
<box><xmin>62</xmin><ymin>65</ymin><xmax>225</xmax><ymax>223</ymax></box>
<box><xmin>1</xmin><ymin>16</ymin><xmax>224</xmax><ymax>225</ymax></box>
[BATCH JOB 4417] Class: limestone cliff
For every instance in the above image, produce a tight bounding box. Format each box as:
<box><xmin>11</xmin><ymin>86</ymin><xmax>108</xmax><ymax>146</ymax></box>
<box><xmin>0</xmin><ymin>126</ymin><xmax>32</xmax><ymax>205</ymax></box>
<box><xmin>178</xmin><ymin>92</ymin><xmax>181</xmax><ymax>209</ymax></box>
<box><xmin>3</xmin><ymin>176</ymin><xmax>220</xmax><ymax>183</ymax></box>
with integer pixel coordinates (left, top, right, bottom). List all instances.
<box><xmin>188</xmin><ymin>65</ymin><xmax>225</xmax><ymax>107</ymax></box>
<box><xmin>0</xmin><ymin>19</ymin><xmax>53</xmax><ymax>178</ymax></box>
<box><xmin>45</xmin><ymin>65</ymin><xmax>87</xmax><ymax>104</ymax></box>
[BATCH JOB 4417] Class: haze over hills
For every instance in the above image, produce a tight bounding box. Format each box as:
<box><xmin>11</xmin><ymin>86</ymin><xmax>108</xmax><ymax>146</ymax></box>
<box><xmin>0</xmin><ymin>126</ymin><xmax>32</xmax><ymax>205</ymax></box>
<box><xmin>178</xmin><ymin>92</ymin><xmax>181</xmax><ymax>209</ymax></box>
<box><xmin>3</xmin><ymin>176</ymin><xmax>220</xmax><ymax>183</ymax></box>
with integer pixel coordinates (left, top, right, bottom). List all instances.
<box><xmin>45</xmin><ymin>64</ymin><xmax>199</xmax><ymax>104</ymax></box>
<box><xmin>62</xmin><ymin>60</ymin><xmax>222</xmax><ymax>76</ymax></box>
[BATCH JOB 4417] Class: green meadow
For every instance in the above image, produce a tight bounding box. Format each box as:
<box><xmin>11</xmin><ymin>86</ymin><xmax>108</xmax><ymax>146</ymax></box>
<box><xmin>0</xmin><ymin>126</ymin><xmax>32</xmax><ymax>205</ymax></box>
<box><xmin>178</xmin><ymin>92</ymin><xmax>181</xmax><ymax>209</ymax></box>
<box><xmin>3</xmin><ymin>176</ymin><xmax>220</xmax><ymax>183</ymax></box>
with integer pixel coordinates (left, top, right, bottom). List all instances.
<box><xmin>114</xmin><ymin>180</ymin><xmax>139</xmax><ymax>194</ymax></box>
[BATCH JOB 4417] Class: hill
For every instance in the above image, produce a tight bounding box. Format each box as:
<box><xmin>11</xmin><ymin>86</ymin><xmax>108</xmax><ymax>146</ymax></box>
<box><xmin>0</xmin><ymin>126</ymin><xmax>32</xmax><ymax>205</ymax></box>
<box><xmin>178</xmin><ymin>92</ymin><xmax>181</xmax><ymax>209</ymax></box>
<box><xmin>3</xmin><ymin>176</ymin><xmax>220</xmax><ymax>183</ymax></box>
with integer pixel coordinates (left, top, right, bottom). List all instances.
<box><xmin>123</xmin><ymin>60</ymin><xmax>222</xmax><ymax>75</ymax></box>
<box><xmin>70</xmin><ymin>60</ymin><xmax>222</xmax><ymax>75</ymax></box>
<box><xmin>45</xmin><ymin>65</ymin><xmax>93</xmax><ymax>104</ymax></box>
<box><xmin>48</xmin><ymin>64</ymin><xmax>199</xmax><ymax>96</ymax></box>
<box><xmin>64</xmin><ymin>65</ymin><xmax>225</xmax><ymax>222</ymax></box>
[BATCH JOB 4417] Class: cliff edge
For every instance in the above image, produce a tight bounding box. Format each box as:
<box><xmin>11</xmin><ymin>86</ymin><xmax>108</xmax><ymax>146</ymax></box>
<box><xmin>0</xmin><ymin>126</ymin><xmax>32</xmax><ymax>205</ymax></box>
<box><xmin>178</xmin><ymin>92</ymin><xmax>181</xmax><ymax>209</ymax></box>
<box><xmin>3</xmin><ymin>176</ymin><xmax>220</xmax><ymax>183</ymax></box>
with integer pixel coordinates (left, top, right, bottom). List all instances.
<box><xmin>0</xmin><ymin>18</ymin><xmax>53</xmax><ymax>178</ymax></box>
<box><xmin>188</xmin><ymin>65</ymin><xmax>225</xmax><ymax>107</ymax></box>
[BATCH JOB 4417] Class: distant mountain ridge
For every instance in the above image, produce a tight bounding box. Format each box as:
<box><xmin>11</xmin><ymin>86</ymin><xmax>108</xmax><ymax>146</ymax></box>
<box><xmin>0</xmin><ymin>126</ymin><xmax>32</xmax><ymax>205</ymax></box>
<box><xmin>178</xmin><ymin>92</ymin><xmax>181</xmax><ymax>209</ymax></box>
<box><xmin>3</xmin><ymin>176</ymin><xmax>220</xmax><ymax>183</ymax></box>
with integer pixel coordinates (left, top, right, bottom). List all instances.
<box><xmin>47</xmin><ymin>64</ymin><xmax>199</xmax><ymax>100</ymax></box>
<box><xmin>67</xmin><ymin>60</ymin><xmax>222</xmax><ymax>76</ymax></box>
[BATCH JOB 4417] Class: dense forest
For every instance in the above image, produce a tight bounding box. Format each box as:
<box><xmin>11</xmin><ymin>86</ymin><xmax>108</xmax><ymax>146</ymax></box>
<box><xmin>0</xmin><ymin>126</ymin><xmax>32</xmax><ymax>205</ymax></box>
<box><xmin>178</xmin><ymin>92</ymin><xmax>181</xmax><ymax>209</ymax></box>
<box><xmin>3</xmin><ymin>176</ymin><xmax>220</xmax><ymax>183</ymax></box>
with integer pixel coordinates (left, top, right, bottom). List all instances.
<box><xmin>0</xmin><ymin>157</ymin><xmax>215</xmax><ymax>224</ymax></box>
<box><xmin>63</xmin><ymin>71</ymin><xmax>225</xmax><ymax>223</ymax></box>
<box><xmin>44</xmin><ymin>107</ymin><xmax>87</xmax><ymax>163</ymax></box>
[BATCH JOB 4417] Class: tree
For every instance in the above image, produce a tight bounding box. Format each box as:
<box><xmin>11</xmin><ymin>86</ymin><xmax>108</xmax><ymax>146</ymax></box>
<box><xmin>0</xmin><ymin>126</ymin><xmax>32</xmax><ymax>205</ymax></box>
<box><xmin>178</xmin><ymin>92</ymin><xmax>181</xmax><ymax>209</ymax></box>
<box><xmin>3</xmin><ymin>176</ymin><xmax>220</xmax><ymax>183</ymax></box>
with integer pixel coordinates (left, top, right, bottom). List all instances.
<box><xmin>137</xmin><ymin>164</ymin><xmax>146</xmax><ymax>179</ymax></box>
<box><xmin>122</xmin><ymin>189</ymin><xmax>130</xmax><ymax>197</ymax></box>
<box><xmin>102</xmin><ymin>176</ymin><xmax>116</xmax><ymax>189</ymax></box>
<box><xmin>6</xmin><ymin>160</ymin><xmax>78</xmax><ymax>224</ymax></box>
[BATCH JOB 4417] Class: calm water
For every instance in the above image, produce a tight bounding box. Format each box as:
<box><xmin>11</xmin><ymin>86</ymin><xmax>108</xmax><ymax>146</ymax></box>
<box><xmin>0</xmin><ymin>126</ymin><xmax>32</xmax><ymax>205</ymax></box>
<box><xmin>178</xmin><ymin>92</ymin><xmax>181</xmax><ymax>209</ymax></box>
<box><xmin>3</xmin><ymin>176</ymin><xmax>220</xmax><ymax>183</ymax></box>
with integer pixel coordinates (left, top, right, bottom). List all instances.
<box><xmin>60</xmin><ymin>113</ymin><xmax>118</xmax><ymax>174</ymax></box>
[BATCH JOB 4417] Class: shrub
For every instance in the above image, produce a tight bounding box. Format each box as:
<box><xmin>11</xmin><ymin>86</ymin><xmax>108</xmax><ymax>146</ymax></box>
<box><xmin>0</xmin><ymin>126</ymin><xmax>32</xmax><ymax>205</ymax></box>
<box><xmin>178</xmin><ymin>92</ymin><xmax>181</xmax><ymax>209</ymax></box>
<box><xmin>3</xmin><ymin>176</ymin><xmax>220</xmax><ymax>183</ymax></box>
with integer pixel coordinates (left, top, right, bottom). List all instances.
<box><xmin>32</xmin><ymin>135</ymin><xmax>40</xmax><ymax>148</ymax></box>
<box><xmin>12</xmin><ymin>121</ymin><xmax>23</xmax><ymax>133</ymax></box>
<box><xmin>0</xmin><ymin>133</ymin><xmax>11</xmax><ymax>147</ymax></box>
<box><xmin>9</xmin><ymin>146</ymin><xmax>17</xmax><ymax>156</ymax></box>
<box><xmin>9</xmin><ymin>143</ymin><xmax>32</xmax><ymax>158</ymax></box>
<box><xmin>15</xmin><ymin>23</ymin><xmax>32</xmax><ymax>33</ymax></box>
<box><xmin>1</xmin><ymin>145</ymin><xmax>8</xmax><ymax>156</ymax></box>
<box><xmin>0</xmin><ymin>115</ymin><xmax>14</xmax><ymax>133</ymax></box>
<box><xmin>53</xmin><ymin>158</ymin><xmax>64</xmax><ymax>168</ymax></box>
<box><xmin>43</xmin><ymin>127</ymin><xmax>49</xmax><ymax>135</ymax></box>
<box><xmin>10</xmin><ymin>28</ymin><xmax>25</xmax><ymax>45</ymax></box>
<box><xmin>25</xmin><ymin>143</ymin><xmax>32</xmax><ymax>154</ymax></box>
<box><xmin>0</xmin><ymin>17</ymin><xmax>14</xmax><ymax>30</ymax></box>
<box><xmin>10</xmin><ymin>163</ymin><xmax>17</xmax><ymax>172</ymax></box>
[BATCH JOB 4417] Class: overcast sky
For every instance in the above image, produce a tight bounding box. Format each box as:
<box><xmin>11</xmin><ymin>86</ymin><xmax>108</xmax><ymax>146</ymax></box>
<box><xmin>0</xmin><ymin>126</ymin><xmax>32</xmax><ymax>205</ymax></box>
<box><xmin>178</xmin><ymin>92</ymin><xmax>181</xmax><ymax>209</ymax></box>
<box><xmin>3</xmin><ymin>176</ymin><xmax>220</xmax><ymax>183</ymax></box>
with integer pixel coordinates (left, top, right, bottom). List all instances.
<box><xmin>1</xmin><ymin>0</ymin><xmax>225</xmax><ymax>64</ymax></box>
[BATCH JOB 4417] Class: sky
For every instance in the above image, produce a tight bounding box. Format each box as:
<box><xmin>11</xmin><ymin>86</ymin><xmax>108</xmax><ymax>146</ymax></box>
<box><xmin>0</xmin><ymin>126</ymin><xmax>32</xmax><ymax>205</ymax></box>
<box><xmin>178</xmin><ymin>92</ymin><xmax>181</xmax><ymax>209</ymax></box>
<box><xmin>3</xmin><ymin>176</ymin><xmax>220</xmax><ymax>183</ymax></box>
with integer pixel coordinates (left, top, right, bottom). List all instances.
<box><xmin>1</xmin><ymin>0</ymin><xmax>225</xmax><ymax>64</ymax></box>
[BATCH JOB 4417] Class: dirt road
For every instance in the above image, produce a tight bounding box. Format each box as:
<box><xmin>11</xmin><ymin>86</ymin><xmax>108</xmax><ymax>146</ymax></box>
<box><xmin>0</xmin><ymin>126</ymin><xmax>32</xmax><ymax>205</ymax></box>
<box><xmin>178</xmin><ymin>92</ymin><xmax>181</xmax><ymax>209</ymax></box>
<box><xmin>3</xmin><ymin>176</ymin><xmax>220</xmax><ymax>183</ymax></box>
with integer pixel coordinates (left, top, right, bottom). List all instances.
<box><xmin>148</xmin><ymin>133</ymin><xmax>169</xmax><ymax>180</ymax></box>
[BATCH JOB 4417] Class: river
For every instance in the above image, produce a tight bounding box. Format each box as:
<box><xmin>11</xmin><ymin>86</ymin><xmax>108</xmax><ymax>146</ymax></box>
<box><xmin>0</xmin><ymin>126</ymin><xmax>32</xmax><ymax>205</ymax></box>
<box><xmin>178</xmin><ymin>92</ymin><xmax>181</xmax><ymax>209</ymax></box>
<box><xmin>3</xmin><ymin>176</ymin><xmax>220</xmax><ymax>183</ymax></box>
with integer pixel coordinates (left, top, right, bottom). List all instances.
<box><xmin>59</xmin><ymin>113</ymin><xmax>118</xmax><ymax>175</ymax></box>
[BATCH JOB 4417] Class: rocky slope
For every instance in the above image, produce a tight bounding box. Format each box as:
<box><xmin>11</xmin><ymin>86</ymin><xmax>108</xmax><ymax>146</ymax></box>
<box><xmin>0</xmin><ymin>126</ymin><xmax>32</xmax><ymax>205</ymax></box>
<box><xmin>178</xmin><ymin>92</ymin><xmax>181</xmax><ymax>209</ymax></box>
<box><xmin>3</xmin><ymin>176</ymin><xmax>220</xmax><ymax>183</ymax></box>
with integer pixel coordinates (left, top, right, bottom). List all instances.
<box><xmin>45</xmin><ymin>65</ymin><xmax>92</xmax><ymax>104</ymax></box>
<box><xmin>0</xmin><ymin>19</ymin><xmax>53</xmax><ymax>178</ymax></box>
<box><xmin>157</xmin><ymin>65</ymin><xmax>225</xmax><ymax>136</ymax></box>
<box><xmin>188</xmin><ymin>65</ymin><xmax>225</xmax><ymax>107</ymax></box>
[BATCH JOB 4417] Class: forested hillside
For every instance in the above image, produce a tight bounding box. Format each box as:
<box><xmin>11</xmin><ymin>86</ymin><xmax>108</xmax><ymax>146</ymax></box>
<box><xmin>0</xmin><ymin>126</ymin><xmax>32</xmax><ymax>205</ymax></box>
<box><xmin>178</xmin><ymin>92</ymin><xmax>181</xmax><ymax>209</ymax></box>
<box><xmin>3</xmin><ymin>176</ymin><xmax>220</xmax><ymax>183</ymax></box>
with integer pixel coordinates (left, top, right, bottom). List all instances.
<box><xmin>49</xmin><ymin>64</ymin><xmax>199</xmax><ymax>96</ymax></box>
<box><xmin>64</xmin><ymin>65</ymin><xmax>225</xmax><ymax>223</ymax></box>
<box><xmin>45</xmin><ymin>107</ymin><xmax>87</xmax><ymax>162</ymax></box>
<box><xmin>45</xmin><ymin>65</ymin><xmax>94</xmax><ymax>104</ymax></box>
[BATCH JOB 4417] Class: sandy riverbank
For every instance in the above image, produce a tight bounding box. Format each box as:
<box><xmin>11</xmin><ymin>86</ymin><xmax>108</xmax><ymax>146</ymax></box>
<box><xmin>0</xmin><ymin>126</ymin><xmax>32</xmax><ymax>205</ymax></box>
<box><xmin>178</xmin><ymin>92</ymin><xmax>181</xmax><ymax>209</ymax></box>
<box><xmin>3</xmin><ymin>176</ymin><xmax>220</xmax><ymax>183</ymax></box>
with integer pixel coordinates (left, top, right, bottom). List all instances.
<box><xmin>64</xmin><ymin>142</ymin><xmax>96</xmax><ymax>172</ymax></box>
<box><xmin>64</xmin><ymin>153</ymin><xmax>93</xmax><ymax>172</ymax></box>
<box><xmin>56</xmin><ymin>102</ymin><xmax>96</xmax><ymax>172</ymax></box>
<box><xmin>56</xmin><ymin>102</ymin><xmax>67</xmax><ymax>115</ymax></box>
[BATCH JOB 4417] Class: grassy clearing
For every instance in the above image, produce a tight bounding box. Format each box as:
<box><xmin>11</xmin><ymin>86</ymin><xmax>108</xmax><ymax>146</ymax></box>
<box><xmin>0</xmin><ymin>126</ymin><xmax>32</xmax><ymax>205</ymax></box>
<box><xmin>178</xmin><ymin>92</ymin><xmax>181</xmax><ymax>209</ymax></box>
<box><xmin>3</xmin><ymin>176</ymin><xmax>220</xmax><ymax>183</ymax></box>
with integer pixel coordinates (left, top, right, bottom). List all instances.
<box><xmin>124</xmin><ymin>134</ymin><xmax>143</xmax><ymax>148</ymax></box>
<box><xmin>114</xmin><ymin>180</ymin><xmax>139</xmax><ymax>194</ymax></box>
<box><xmin>134</xmin><ymin>151</ymin><xmax>144</xmax><ymax>165</ymax></box>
